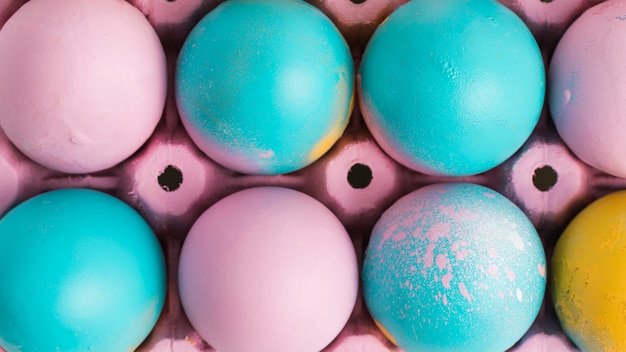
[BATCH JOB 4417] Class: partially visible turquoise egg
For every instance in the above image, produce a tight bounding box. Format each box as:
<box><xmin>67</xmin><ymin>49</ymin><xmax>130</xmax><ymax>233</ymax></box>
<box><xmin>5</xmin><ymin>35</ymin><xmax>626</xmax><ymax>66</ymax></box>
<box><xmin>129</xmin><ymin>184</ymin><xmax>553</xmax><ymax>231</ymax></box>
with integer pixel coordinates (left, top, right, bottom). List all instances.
<box><xmin>363</xmin><ymin>183</ymin><xmax>546</xmax><ymax>352</ymax></box>
<box><xmin>0</xmin><ymin>188</ymin><xmax>166</xmax><ymax>352</ymax></box>
<box><xmin>175</xmin><ymin>0</ymin><xmax>354</xmax><ymax>175</ymax></box>
<box><xmin>359</xmin><ymin>0</ymin><xmax>544</xmax><ymax>176</ymax></box>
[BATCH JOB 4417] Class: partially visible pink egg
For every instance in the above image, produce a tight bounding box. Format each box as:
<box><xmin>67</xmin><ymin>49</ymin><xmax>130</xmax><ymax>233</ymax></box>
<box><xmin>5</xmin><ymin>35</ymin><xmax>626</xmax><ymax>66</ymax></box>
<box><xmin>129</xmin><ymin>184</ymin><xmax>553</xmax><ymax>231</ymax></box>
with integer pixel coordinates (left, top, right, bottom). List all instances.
<box><xmin>0</xmin><ymin>0</ymin><xmax>166</xmax><ymax>173</ymax></box>
<box><xmin>178</xmin><ymin>186</ymin><xmax>359</xmax><ymax>352</ymax></box>
<box><xmin>549</xmin><ymin>0</ymin><xmax>626</xmax><ymax>178</ymax></box>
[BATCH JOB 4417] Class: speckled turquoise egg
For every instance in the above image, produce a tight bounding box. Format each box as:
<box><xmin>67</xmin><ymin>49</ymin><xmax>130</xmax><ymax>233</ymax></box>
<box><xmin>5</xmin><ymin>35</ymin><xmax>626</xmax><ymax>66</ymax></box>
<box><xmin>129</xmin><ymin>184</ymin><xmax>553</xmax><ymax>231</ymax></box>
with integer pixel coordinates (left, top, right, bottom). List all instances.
<box><xmin>0</xmin><ymin>188</ymin><xmax>166</xmax><ymax>352</ymax></box>
<box><xmin>359</xmin><ymin>0</ymin><xmax>545</xmax><ymax>176</ymax></box>
<box><xmin>175</xmin><ymin>0</ymin><xmax>354</xmax><ymax>175</ymax></box>
<box><xmin>363</xmin><ymin>183</ymin><xmax>546</xmax><ymax>352</ymax></box>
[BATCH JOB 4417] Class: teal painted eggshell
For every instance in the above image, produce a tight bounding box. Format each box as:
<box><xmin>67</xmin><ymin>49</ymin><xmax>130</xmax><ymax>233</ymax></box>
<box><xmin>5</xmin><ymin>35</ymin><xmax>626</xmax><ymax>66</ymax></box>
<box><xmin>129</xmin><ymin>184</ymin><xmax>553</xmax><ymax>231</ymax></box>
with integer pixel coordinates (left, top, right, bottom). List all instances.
<box><xmin>362</xmin><ymin>183</ymin><xmax>546</xmax><ymax>352</ymax></box>
<box><xmin>359</xmin><ymin>0</ymin><xmax>545</xmax><ymax>176</ymax></box>
<box><xmin>175</xmin><ymin>0</ymin><xmax>354</xmax><ymax>175</ymax></box>
<box><xmin>0</xmin><ymin>188</ymin><xmax>166</xmax><ymax>352</ymax></box>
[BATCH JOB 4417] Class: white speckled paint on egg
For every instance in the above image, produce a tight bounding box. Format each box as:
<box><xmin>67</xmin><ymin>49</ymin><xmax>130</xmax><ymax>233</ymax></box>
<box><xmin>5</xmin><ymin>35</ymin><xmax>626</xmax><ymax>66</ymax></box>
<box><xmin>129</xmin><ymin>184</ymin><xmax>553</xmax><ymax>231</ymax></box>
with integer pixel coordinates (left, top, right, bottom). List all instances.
<box><xmin>363</xmin><ymin>183</ymin><xmax>546</xmax><ymax>352</ymax></box>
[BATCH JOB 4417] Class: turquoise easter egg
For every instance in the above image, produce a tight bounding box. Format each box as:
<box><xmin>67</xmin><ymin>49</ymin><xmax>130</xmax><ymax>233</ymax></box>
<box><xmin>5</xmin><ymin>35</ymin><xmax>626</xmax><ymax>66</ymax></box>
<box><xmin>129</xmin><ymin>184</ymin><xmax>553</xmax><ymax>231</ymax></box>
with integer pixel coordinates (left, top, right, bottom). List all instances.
<box><xmin>359</xmin><ymin>0</ymin><xmax>544</xmax><ymax>176</ymax></box>
<box><xmin>0</xmin><ymin>188</ymin><xmax>166</xmax><ymax>352</ymax></box>
<box><xmin>175</xmin><ymin>0</ymin><xmax>354</xmax><ymax>175</ymax></box>
<box><xmin>362</xmin><ymin>183</ymin><xmax>546</xmax><ymax>352</ymax></box>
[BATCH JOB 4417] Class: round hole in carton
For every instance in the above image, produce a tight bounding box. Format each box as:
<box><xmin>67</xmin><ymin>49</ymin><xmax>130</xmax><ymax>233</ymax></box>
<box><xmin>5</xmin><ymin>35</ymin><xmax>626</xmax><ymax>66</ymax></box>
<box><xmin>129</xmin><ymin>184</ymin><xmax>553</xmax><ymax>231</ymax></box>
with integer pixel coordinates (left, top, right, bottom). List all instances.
<box><xmin>532</xmin><ymin>165</ymin><xmax>557</xmax><ymax>192</ymax></box>
<box><xmin>158</xmin><ymin>165</ymin><xmax>183</xmax><ymax>192</ymax></box>
<box><xmin>347</xmin><ymin>163</ymin><xmax>373</xmax><ymax>189</ymax></box>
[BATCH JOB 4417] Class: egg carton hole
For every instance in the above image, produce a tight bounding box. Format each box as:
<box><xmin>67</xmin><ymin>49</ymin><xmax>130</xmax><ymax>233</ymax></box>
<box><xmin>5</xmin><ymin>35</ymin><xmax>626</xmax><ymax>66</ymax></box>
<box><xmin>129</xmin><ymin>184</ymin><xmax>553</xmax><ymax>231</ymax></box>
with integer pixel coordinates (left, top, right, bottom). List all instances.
<box><xmin>533</xmin><ymin>165</ymin><xmax>558</xmax><ymax>192</ymax></box>
<box><xmin>158</xmin><ymin>164</ymin><xmax>184</xmax><ymax>192</ymax></box>
<box><xmin>347</xmin><ymin>163</ymin><xmax>373</xmax><ymax>189</ymax></box>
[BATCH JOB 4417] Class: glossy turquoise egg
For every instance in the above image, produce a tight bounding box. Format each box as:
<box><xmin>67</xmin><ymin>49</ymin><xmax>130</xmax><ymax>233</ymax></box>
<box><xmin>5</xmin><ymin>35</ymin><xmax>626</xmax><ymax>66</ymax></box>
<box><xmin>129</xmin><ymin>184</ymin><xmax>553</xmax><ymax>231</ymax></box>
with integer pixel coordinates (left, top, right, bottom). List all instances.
<box><xmin>175</xmin><ymin>0</ymin><xmax>354</xmax><ymax>175</ymax></box>
<box><xmin>363</xmin><ymin>183</ymin><xmax>546</xmax><ymax>352</ymax></box>
<box><xmin>359</xmin><ymin>0</ymin><xmax>544</xmax><ymax>176</ymax></box>
<box><xmin>0</xmin><ymin>188</ymin><xmax>166</xmax><ymax>352</ymax></box>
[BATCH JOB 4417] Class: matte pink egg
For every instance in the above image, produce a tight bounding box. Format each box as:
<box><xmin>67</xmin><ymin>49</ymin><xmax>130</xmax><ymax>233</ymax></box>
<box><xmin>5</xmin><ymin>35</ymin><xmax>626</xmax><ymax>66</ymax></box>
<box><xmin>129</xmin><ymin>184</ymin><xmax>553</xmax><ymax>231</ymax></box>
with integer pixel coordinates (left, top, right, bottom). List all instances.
<box><xmin>178</xmin><ymin>186</ymin><xmax>359</xmax><ymax>352</ymax></box>
<box><xmin>0</xmin><ymin>0</ymin><xmax>166</xmax><ymax>173</ymax></box>
<box><xmin>549</xmin><ymin>0</ymin><xmax>626</xmax><ymax>178</ymax></box>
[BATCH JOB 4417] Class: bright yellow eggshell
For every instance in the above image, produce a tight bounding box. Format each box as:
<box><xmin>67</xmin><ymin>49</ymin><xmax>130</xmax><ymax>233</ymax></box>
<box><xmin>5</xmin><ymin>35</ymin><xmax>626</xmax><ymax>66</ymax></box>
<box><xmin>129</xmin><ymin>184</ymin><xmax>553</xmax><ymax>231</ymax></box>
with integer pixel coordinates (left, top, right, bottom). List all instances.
<box><xmin>551</xmin><ymin>190</ymin><xmax>626</xmax><ymax>352</ymax></box>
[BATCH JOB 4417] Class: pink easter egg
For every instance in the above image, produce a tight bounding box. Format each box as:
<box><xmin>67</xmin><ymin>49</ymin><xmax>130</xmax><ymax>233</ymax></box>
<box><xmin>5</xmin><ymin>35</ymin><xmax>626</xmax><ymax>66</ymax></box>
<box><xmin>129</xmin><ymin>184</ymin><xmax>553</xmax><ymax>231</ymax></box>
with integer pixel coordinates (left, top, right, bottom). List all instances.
<box><xmin>178</xmin><ymin>186</ymin><xmax>359</xmax><ymax>352</ymax></box>
<box><xmin>549</xmin><ymin>0</ymin><xmax>626</xmax><ymax>178</ymax></box>
<box><xmin>0</xmin><ymin>0</ymin><xmax>166</xmax><ymax>173</ymax></box>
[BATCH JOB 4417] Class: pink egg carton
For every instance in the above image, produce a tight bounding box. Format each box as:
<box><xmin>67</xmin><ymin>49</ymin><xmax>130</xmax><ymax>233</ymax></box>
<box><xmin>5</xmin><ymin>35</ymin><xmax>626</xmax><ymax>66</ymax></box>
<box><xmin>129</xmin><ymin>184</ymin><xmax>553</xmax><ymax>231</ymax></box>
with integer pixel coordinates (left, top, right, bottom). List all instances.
<box><xmin>0</xmin><ymin>0</ymin><xmax>620</xmax><ymax>351</ymax></box>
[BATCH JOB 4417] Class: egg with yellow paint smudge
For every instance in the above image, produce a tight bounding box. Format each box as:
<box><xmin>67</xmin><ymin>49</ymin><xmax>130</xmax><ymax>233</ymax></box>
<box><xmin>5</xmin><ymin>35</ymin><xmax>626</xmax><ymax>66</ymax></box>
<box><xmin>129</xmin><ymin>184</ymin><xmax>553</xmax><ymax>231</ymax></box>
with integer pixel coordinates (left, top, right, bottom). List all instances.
<box><xmin>363</xmin><ymin>182</ymin><xmax>546</xmax><ymax>352</ymax></box>
<box><xmin>175</xmin><ymin>0</ymin><xmax>353</xmax><ymax>175</ymax></box>
<box><xmin>551</xmin><ymin>189</ymin><xmax>626</xmax><ymax>352</ymax></box>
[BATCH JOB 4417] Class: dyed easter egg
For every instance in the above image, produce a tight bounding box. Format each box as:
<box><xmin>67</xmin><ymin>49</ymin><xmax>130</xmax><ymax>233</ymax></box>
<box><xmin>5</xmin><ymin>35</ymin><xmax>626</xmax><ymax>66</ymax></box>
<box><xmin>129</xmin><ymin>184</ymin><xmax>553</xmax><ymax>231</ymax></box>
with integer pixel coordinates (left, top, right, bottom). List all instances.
<box><xmin>0</xmin><ymin>0</ymin><xmax>166</xmax><ymax>174</ymax></box>
<box><xmin>359</xmin><ymin>0</ymin><xmax>545</xmax><ymax>176</ymax></box>
<box><xmin>362</xmin><ymin>183</ymin><xmax>546</xmax><ymax>351</ymax></box>
<box><xmin>549</xmin><ymin>0</ymin><xmax>626</xmax><ymax>178</ymax></box>
<box><xmin>0</xmin><ymin>189</ymin><xmax>166</xmax><ymax>352</ymax></box>
<box><xmin>175</xmin><ymin>0</ymin><xmax>354</xmax><ymax>175</ymax></box>
<box><xmin>178</xmin><ymin>187</ymin><xmax>358</xmax><ymax>352</ymax></box>
<box><xmin>551</xmin><ymin>190</ymin><xmax>626</xmax><ymax>351</ymax></box>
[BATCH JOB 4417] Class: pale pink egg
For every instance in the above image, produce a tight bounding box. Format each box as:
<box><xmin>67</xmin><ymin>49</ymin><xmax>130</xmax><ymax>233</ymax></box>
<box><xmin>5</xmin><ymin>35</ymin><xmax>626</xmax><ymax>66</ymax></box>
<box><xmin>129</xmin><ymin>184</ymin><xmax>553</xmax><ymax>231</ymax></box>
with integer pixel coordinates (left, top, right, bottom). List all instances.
<box><xmin>549</xmin><ymin>0</ymin><xmax>626</xmax><ymax>178</ymax></box>
<box><xmin>0</xmin><ymin>0</ymin><xmax>166</xmax><ymax>173</ymax></box>
<box><xmin>178</xmin><ymin>186</ymin><xmax>359</xmax><ymax>352</ymax></box>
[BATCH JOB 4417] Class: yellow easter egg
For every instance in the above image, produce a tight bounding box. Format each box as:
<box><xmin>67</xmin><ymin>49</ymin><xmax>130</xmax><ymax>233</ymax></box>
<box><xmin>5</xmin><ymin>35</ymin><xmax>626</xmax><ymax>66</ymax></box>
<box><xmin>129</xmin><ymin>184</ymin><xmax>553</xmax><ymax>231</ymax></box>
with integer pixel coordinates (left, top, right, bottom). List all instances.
<box><xmin>551</xmin><ymin>190</ymin><xmax>626</xmax><ymax>352</ymax></box>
